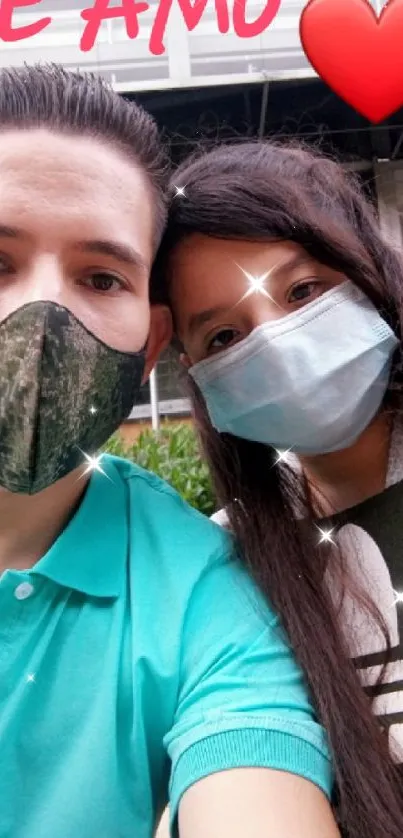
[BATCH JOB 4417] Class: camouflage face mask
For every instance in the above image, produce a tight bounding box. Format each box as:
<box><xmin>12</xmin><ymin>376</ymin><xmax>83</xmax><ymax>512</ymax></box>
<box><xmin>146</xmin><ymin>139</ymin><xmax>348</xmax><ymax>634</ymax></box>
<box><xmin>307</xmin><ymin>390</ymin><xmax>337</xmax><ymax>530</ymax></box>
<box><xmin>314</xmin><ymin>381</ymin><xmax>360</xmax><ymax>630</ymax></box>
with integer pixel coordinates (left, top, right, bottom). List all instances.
<box><xmin>0</xmin><ymin>301</ymin><xmax>147</xmax><ymax>494</ymax></box>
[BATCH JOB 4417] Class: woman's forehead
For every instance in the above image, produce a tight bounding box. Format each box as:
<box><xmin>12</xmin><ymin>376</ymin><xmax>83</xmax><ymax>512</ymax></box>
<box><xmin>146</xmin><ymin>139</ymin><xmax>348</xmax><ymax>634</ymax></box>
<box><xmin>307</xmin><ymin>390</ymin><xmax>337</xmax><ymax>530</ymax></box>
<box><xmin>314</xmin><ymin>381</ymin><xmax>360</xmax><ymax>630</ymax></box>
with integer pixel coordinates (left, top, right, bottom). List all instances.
<box><xmin>170</xmin><ymin>236</ymin><xmax>311</xmax><ymax>294</ymax></box>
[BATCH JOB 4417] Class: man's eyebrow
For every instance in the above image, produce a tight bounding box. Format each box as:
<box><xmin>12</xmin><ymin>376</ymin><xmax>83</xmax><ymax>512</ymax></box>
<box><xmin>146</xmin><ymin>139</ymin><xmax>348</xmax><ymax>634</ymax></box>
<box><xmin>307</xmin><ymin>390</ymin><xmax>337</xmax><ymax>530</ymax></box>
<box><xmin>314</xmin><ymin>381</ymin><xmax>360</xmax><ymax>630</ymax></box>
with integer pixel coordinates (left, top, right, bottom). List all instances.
<box><xmin>0</xmin><ymin>226</ymin><xmax>149</xmax><ymax>273</ymax></box>
<box><xmin>76</xmin><ymin>240</ymin><xmax>149</xmax><ymax>272</ymax></box>
<box><xmin>186</xmin><ymin>256</ymin><xmax>316</xmax><ymax>334</ymax></box>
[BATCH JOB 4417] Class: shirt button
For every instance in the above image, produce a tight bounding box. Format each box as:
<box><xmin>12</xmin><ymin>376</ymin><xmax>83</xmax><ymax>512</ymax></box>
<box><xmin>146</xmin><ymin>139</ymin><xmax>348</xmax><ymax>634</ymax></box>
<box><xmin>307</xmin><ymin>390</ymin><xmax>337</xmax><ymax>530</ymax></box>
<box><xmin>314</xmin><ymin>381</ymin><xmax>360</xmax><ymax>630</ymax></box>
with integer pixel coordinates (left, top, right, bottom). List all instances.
<box><xmin>14</xmin><ymin>582</ymin><xmax>34</xmax><ymax>600</ymax></box>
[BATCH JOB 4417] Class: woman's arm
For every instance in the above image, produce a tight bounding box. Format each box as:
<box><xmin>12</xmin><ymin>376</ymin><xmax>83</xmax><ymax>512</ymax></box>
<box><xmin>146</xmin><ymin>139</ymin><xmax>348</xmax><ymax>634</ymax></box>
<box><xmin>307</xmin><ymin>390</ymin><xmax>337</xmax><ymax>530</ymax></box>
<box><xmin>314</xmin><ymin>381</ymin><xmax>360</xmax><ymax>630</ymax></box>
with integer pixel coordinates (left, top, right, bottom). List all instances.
<box><xmin>179</xmin><ymin>768</ymin><xmax>340</xmax><ymax>838</ymax></box>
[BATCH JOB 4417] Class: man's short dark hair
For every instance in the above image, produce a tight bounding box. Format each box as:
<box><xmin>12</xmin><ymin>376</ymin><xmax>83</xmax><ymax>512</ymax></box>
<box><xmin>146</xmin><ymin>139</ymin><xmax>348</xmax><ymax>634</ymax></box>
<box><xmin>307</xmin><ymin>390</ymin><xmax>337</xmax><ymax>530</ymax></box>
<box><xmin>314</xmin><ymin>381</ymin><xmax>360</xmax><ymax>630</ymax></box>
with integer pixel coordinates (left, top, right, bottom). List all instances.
<box><xmin>0</xmin><ymin>63</ymin><xmax>169</xmax><ymax>249</ymax></box>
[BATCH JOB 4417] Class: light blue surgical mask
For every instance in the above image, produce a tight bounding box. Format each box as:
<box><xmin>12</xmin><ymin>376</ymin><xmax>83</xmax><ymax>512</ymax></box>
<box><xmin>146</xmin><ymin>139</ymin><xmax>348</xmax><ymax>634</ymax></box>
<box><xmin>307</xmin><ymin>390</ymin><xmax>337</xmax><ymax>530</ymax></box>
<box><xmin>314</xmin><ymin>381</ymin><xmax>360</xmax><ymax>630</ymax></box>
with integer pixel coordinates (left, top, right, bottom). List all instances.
<box><xmin>189</xmin><ymin>281</ymin><xmax>399</xmax><ymax>455</ymax></box>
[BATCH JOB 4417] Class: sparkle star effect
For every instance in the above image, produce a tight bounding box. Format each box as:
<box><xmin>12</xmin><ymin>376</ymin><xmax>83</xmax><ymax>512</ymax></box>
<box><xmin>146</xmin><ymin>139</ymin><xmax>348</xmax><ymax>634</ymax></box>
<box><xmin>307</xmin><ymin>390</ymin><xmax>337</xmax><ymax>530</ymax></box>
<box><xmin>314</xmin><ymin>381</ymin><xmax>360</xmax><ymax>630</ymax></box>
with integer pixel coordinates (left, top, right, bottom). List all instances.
<box><xmin>274</xmin><ymin>449</ymin><xmax>294</xmax><ymax>465</ymax></box>
<box><xmin>235</xmin><ymin>263</ymin><xmax>283</xmax><ymax>308</ymax></box>
<box><xmin>76</xmin><ymin>451</ymin><xmax>113</xmax><ymax>483</ymax></box>
<box><xmin>26</xmin><ymin>674</ymin><xmax>36</xmax><ymax>683</ymax></box>
<box><xmin>173</xmin><ymin>185</ymin><xmax>186</xmax><ymax>198</ymax></box>
<box><xmin>89</xmin><ymin>405</ymin><xmax>97</xmax><ymax>415</ymax></box>
<box><xmin>317</xmin><ymin>527</ymin><xmax>336</xmax><ymax>545</ymax></box>
<box><xmin>392</xmin><ymin>590</ymin><xmax>403</xmax><ymax>607</ymax></box>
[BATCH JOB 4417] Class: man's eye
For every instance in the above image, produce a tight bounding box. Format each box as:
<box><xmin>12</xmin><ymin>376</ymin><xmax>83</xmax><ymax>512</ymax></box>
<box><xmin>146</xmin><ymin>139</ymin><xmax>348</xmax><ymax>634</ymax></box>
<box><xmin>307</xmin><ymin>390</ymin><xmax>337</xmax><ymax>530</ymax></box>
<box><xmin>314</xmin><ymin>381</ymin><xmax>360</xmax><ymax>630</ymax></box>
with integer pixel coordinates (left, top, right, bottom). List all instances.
<box><xmin>85</xmin><ymin>273</ymin><xmax>123</xmax><ymax>293</ymax></box>
<box><xmin>208</xmin><ymin>328</ymin><xmax>239</xmax><ymax>351</ymax></box>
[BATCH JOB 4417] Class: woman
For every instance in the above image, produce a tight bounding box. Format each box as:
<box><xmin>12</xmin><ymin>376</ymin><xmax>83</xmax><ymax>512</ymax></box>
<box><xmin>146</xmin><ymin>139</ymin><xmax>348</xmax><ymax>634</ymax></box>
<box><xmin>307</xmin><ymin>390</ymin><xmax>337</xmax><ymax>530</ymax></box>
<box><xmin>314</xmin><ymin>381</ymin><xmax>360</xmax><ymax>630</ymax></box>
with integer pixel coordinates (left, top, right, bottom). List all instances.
<box><xmin>152</xmin><ymin>140</ymin><xmax>403</xmax><ymax>838</ymax></box>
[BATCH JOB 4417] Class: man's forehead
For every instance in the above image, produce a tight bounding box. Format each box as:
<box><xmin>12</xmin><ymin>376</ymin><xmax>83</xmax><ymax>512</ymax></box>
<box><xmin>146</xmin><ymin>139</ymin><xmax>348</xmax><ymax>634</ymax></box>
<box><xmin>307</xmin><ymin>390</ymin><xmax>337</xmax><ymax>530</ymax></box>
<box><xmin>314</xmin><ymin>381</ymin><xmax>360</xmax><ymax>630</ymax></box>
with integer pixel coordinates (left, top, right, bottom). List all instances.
<box><xmin>0</xmin><ymin>129</ymin><xmax>143</xmax><ymax>191</ymax></box>
<box><xmin>0</xmin><ymin>128</ymin><xmax>155</xmax><ymax>263</ymax></box>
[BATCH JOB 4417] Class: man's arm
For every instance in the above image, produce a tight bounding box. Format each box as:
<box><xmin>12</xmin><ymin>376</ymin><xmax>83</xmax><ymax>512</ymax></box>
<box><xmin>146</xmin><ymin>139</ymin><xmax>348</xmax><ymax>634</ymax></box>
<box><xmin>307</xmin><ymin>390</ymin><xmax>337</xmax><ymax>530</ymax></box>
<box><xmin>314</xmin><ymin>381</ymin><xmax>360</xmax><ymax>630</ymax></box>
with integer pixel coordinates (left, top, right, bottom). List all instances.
<box><xmin>179</xmin><ymin>768</ymin><xmax>340</xmax><ymax>838</ymax></box>
<box><xmin>165</xmin><ymin>547</ymin><xmax>335</xmax><ymax>835</ymax></box>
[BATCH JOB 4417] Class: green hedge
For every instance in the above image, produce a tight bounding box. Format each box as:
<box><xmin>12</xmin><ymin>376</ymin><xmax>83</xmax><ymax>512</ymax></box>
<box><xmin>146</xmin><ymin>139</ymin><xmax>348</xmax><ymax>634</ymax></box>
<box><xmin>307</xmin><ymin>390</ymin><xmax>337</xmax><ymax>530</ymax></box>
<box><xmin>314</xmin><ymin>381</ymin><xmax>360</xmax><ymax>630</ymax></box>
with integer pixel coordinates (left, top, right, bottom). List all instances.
<box><xmin>102</xmin><ymin>422</ymin><xmax>216</xmax><ymax>516</ymax></box>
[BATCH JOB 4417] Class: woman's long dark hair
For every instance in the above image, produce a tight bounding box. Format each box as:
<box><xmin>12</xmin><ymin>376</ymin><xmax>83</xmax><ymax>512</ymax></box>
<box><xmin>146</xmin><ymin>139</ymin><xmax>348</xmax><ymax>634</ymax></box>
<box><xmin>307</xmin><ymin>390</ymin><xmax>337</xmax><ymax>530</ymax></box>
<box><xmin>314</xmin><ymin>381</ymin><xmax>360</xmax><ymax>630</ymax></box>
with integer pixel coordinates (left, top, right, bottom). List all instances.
<box><xmin>152</xmin><ymin>141</ymin><xmax>403</xmax><ymax>837</ymax></box>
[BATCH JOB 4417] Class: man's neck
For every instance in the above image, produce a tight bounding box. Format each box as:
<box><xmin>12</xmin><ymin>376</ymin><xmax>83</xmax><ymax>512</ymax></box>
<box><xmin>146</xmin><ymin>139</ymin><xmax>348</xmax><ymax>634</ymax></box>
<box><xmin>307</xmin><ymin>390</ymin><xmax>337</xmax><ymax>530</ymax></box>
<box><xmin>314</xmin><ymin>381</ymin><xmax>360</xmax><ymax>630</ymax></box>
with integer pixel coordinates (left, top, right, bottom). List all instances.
<box><xmin>298</xmin><ymin>411</ymin><xmax>393</xmax><ymax>516</ymax></box>
<box><xmin>0</xmin><ymin>468</ymin><xmax>89</xmax><ymax>575</ymax></box>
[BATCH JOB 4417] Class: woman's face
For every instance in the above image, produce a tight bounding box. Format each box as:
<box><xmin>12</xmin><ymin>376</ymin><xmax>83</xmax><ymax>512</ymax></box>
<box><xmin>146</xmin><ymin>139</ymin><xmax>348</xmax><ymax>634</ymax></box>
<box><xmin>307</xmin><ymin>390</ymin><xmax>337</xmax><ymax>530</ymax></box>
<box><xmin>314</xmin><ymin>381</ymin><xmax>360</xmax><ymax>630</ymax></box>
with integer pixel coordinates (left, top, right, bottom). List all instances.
<box><xmin>169</xmin><ymin>234</ymin><xmax>346</xmax><ymax>365</ymax></box>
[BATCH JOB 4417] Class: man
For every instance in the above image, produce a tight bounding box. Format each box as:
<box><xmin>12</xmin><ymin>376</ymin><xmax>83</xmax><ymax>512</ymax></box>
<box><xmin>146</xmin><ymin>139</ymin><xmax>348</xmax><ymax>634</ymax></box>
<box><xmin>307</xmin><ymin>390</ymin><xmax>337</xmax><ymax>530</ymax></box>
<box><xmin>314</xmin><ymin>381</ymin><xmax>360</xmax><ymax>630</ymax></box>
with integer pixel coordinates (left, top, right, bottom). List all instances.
<box><xmin>0</xmin><ymin>64</ymin><xmax>338</xmax><ymax>838</ymax></box>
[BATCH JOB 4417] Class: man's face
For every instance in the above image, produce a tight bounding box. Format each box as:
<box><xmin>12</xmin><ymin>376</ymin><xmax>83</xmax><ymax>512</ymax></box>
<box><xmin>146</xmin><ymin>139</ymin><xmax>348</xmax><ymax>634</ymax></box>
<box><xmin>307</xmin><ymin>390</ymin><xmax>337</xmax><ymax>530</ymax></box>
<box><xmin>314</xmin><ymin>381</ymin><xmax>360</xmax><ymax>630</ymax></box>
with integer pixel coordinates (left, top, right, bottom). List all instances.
<box><xmin>0</xmin><ymin>128</ymin><xmax>171</xmax><ymax>366</ymax></box>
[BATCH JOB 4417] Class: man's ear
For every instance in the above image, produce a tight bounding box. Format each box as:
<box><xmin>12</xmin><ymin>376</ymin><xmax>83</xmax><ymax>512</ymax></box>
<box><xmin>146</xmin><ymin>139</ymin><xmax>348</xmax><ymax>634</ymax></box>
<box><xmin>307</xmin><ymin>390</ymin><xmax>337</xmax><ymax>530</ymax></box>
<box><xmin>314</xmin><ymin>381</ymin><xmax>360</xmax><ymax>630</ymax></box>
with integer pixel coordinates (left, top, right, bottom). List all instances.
<box><xmin>142</xmin><ymin>305</ymin><xmax>173</xmax><ymax>383</ymax></box>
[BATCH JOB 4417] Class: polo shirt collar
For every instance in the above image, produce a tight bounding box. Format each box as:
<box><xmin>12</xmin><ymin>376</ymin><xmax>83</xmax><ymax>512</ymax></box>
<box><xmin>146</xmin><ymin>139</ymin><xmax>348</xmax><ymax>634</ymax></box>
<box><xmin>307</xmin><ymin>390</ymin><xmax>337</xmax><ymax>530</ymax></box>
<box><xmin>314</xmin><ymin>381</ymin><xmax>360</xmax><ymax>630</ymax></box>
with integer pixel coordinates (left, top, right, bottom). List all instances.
<box><xmin>32</xmin><ymin>455</ymin><xmax>127</xmax><ymax>598</ymax></box>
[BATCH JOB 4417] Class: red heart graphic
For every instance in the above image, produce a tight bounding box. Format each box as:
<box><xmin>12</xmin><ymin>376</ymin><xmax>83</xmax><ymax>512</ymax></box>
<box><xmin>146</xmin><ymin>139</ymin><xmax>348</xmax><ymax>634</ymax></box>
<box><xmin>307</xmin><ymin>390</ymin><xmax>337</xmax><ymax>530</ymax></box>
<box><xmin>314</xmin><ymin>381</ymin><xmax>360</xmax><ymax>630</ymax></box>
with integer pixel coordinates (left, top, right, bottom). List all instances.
<box><xmin>300</xmin><ymin>0</ymin><xmax>403</xmax><ymax>123</ymax></box>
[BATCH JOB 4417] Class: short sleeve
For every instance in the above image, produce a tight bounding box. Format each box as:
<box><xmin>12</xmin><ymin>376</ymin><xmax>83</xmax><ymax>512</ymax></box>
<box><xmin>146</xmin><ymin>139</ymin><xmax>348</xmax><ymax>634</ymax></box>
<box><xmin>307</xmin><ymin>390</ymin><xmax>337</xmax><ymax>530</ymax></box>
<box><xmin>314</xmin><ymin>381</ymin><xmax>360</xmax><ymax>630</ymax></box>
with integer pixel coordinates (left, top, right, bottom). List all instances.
<box><xmin>164</xmin><ymin>551</ymin><xmax>333</xmax><ymax>825</ymax></box>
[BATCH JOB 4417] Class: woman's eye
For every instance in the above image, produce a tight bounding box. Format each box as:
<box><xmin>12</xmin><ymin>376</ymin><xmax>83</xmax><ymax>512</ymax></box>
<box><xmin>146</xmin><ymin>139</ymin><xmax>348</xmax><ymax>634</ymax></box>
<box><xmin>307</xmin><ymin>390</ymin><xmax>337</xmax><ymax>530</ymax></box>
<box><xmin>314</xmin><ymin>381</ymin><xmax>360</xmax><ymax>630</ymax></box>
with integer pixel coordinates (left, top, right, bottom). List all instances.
<box><xmin>288</xmin><ymin>280</ymin><xmax>321</xmax><ymax>304</ymax></box>
<box><xmin>0</xmin><ymin>256</ymin><xmax>13</xmax><ymax>274</ymax></box>
<box><xmin>84</xmin><ymin>273</ymin><xmax>123</xmax><ymax>293</ymax></box>
<box><xmin>208</xmin><ymin>328</ymin><xmax>240</xmax><ymax>351</ymax></box>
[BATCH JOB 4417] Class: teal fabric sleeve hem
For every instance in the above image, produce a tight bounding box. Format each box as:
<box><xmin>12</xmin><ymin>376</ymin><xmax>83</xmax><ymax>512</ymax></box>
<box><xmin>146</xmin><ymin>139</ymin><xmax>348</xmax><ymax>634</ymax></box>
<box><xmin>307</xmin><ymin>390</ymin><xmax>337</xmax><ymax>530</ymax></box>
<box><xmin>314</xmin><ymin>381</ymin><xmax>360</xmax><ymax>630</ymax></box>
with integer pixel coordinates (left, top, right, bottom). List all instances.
<box><xmin>169</xmin><ymin>727</ymin><xmax>333</xmax><ymax>823</ymax></box>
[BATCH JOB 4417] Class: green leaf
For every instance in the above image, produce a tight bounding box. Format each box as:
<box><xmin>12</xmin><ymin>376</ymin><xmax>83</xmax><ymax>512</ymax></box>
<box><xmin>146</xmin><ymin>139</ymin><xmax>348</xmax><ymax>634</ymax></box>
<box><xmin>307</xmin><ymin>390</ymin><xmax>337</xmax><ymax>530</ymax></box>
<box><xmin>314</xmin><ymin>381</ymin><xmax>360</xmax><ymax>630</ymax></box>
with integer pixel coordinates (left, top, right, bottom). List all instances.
<box><xmin>101</xmin><ymin>423</ymin><xmax>216</xmax><ymax>515</ymax></box>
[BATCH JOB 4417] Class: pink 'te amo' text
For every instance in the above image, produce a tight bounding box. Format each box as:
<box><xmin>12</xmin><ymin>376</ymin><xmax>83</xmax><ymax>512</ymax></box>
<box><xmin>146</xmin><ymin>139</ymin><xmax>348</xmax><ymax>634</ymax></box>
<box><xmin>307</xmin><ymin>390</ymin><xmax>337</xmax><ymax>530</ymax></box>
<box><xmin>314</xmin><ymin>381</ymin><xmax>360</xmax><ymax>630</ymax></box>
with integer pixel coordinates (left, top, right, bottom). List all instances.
<box><xmin>0</xmin><ymin>0</ymin><xmax>282</xmax><ymax>57</ymax></box>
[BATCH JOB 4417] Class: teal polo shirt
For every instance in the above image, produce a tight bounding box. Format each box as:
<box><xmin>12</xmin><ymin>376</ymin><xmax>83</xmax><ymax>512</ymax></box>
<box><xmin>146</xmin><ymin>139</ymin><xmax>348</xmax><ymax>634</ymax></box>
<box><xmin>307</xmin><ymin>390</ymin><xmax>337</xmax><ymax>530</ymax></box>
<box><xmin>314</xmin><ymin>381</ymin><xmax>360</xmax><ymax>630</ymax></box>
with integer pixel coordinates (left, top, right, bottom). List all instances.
<box><xmin>0</xmin><ymin>455</ymin><xmax>333</xmax><ymax>838</ymax></box>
